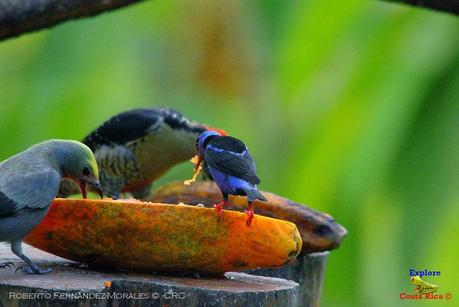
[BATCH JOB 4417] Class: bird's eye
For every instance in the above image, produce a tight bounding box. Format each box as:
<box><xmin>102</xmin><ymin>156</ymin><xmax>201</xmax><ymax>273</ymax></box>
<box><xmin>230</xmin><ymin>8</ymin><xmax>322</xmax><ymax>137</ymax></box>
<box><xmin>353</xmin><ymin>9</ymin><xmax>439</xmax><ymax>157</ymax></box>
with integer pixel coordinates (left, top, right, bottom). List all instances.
<box><xmin>82</xmin><ymin>166</ymin><xmax>91</xmax><ymax>176</ymax></box>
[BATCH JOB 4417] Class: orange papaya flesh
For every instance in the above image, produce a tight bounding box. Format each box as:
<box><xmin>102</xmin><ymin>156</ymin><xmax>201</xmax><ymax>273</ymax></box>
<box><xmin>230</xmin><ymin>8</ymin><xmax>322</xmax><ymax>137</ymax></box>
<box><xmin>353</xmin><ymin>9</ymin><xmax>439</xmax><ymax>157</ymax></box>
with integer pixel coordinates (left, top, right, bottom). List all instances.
<box><xmin>24</xmin><ymin>198</ymin><xmax>302</xmax><ymax>275</ymax></box>
<box><xmin>149</xmin><ymin>181</ymin><xmax>347</xmax><ymax>254</ymax></box>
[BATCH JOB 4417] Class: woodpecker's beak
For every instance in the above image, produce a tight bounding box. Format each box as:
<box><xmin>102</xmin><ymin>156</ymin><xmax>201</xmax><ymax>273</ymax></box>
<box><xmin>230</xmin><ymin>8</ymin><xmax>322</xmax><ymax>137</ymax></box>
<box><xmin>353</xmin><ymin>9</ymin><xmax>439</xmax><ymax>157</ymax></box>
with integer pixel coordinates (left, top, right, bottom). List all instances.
<box><xmin>194</xmin><ymin>156</ymin><xmax>203</xmax><ymax>174</ymax></box>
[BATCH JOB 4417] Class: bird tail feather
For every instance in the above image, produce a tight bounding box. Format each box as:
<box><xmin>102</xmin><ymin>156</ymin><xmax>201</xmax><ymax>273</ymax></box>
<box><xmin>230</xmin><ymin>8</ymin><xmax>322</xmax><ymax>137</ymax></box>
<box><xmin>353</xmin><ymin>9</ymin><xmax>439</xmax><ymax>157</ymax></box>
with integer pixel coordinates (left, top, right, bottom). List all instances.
<box><xmin>244</xmin><ymin>188</ymin><xmax>267</xmax><ymax>202</ymax></box>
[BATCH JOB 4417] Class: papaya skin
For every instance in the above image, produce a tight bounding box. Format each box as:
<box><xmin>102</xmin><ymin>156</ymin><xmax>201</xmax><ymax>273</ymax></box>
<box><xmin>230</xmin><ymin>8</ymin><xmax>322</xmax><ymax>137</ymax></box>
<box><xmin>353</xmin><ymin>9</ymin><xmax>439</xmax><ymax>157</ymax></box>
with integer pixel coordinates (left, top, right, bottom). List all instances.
<box><xmin>24</xmin><ymin>198</ymin><xmax>302</xmax><ymax>275</ymax></box>
<box><xmin>149</xmin><ymin>181</ymin><xmax>347</xmax><ymax>254</ymax></box>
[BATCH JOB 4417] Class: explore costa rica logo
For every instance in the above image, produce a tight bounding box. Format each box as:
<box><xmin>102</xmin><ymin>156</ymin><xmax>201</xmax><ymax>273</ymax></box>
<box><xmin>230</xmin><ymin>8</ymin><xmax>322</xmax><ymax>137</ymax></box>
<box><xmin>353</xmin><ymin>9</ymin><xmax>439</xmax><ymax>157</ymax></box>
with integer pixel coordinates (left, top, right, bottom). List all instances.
<box><xmin>399</xmin><ymin>269</ymin><xmax>452</xmax><ymax>301</ymax></box>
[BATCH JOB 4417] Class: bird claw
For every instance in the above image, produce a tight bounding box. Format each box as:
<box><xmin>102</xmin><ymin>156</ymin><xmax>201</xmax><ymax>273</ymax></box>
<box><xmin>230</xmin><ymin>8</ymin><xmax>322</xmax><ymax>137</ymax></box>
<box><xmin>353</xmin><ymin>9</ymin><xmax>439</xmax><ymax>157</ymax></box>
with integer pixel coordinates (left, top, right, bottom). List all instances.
<box><xmin>244</xmin><ymin>209</ymin><xmax>254</xmax><ymax>227</ymax></box>
<box><xmin>0</xmin><ymin>262</ymin><xmax>15</xmax><ymax>270</ymax></box>
<box><xmin>15</xmin><ymin>265</ymin><xmax>53</xmax><ymax>275</ymax></box>
<box><xmin>213</xmin><ymin>202</ymin><xmax>224</xmax><ymax>217</ymax></box>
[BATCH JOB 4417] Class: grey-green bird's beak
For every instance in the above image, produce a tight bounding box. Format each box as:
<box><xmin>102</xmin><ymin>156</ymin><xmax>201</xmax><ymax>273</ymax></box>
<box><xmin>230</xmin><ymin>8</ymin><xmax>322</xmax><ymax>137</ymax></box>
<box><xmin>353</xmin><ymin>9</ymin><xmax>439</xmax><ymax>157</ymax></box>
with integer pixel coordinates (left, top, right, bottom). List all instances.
<box><xmin>79</xmin><ymin>180</ymin><xmax>104</xmax><ymax>199</ymax></box>
<box><xmin>91</xmin><ymin>182</ymin><xmax>104</xmax><ymax>199</ymax></box>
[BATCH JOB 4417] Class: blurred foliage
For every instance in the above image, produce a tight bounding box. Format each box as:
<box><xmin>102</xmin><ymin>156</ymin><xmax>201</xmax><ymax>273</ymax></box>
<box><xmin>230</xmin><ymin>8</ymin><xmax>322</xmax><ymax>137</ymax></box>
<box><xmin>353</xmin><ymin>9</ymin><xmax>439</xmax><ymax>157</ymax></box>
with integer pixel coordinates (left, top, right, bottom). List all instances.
<box><xmin>1</xmin><ymin>1</ymin><xmax>458</xmax><ymax>306</ymax></box>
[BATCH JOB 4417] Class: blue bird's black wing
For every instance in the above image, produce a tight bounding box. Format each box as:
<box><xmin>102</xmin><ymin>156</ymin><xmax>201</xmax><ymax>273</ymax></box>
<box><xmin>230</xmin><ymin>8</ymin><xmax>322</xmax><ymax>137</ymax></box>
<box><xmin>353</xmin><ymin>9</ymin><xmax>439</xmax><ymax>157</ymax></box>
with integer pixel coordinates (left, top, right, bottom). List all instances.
<box><xmin>205</xmin><ymin>136</ymin><xmax>261</xmax><ymax>185</ymax></box>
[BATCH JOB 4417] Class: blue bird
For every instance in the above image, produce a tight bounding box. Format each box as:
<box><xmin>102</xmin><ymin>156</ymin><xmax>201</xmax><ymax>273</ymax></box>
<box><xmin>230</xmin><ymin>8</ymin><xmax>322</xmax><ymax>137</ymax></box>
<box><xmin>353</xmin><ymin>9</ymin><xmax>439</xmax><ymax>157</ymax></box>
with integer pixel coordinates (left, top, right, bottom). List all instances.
<box><xmin>195</xmin><ymin>131</ymin><xmax>267</xmax><ymax>227</ymax></box>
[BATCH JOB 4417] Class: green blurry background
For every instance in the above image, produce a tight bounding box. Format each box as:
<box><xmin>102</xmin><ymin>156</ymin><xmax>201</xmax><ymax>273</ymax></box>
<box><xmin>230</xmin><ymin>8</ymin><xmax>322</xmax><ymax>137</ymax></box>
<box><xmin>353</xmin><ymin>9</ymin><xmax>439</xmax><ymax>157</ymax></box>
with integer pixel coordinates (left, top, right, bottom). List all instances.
<box><xmin>1</xmin><ymin>1</ymin><xmax>458</xmax><ymax>306</ymax></box>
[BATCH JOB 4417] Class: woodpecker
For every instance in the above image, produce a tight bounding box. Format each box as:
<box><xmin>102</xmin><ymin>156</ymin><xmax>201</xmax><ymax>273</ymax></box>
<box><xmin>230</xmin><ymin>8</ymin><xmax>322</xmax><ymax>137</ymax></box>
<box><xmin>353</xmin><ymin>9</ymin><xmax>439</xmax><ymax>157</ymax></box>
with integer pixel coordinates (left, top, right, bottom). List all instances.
<box><xmin>59</xmin><ymin>108</ymin><xmax>222</xmax><ymax>199</ymax></box>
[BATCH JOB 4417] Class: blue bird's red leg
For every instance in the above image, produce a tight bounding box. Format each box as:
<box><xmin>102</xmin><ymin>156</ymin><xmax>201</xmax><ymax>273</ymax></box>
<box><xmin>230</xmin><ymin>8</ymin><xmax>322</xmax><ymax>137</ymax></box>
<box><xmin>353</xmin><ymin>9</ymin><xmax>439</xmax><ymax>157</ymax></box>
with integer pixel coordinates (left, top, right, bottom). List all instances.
<box><xmin>214</xmin><ymin>193</ymin><xmax>228</xmax><ymax>220</ymax></box>
<box><xmin>214</xmin><ymin>200</ymin><xmax>227</xmax><ymax>218</ymax></box>
<box><xmin>244</xmin><ymin>202</ymin><xmax>254</xmax><ymax>227</ymax></box>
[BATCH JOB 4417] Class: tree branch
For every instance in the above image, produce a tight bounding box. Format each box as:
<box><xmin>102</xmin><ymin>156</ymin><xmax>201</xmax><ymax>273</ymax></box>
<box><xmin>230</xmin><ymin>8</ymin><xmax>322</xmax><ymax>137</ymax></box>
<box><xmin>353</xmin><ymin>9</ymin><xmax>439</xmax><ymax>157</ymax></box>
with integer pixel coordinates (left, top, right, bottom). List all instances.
<box><xmin>382</xmin><ymin>0</ymin><xmax>459</xmax><ymax>15</ymax></box>
<box><xmin>0</xmin><ymin>0</ymin><xmax>145</xmax><ymax>41</ymax></box>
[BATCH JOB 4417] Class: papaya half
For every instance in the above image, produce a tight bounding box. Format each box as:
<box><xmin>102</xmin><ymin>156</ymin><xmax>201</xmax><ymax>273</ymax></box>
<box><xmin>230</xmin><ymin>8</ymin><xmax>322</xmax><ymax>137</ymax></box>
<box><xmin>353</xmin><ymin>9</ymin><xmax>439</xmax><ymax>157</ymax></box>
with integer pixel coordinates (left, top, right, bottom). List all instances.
<box><xmin>148</xmin><ymin>181</ymin><xmax>347</xmax><ymax>254</ymax></box>
<box><xmin>24</xmin><ymin>198</ymin><xmax>302</xmax><ymax>275</ymax></box>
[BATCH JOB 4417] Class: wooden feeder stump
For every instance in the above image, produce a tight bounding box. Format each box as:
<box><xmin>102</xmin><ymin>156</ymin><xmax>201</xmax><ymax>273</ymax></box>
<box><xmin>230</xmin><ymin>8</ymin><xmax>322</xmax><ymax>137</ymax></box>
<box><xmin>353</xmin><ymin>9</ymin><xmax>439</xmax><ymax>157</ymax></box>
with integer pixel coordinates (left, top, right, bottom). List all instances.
<box><xmin>0</xmin><ymin>244</ymin><xmax>300</xmax><ymax>307</ymax></box>
<box><xmin>249</xmin><ymin>252</ymin><xmax>329</xmax><ymax>306</ymax></box>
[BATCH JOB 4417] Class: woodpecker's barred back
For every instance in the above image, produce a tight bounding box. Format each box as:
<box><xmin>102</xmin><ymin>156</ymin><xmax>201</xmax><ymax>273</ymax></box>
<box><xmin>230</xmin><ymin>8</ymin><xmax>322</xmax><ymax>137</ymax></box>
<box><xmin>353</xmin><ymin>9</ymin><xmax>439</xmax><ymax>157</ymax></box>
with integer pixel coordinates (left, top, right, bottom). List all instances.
<box><xmin>83</xmin><ymin>108</ymin><xmax>205</xmax><ymax>149</ymax></box>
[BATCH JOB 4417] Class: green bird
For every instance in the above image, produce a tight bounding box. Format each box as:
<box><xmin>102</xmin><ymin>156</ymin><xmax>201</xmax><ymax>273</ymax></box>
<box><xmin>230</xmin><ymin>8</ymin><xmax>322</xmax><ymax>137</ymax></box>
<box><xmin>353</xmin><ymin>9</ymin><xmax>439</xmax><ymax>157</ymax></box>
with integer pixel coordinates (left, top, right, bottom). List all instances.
<box><xmin>0</xmin><ymin>140</ymin><xmax>102</xmax><ymax>274</ymax></box>
<box><xmin>59</xmin><ymin>108</ymin><xmax>224</xmax><ymax>200</ymax></box>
